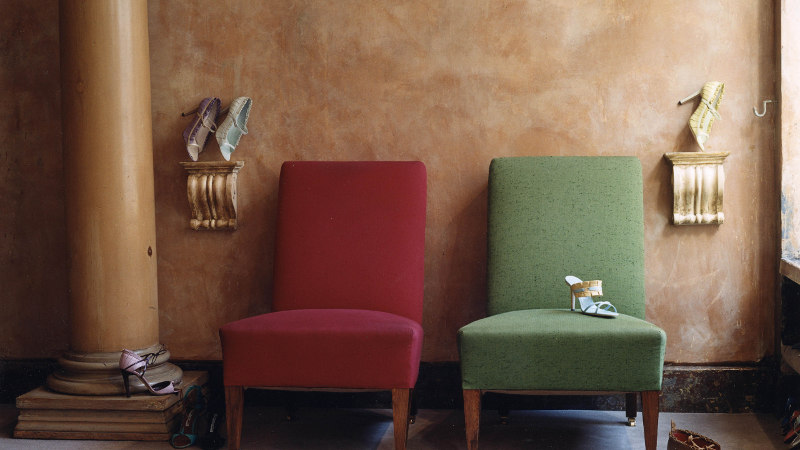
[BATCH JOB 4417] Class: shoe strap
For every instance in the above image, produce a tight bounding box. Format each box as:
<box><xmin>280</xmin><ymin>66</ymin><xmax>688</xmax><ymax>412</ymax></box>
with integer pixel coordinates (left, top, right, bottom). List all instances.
<box><xmin>122</xmin><ymin>346</ymin><xmax>166</xmax><ymax>375</ymax></box>
<box><xmin>196</xmin><ymin>100</ymin><xmax>219</xmax><ymax>132</ymax></box>
<box><xmin>197</xmin><ymin>111</ymin><xmax>217</xmax><ymax>132</ymax></box>
<box><xmin>570</xmin><ymin>279</ymin><xmax>602</xmax><ymax>297</ymax></box>
<box><xmin>122</xmin><ymin>359</ymin><xmax>145</xmax><ymax>374</ymax></box>
<box><xmin>700</xmin><ymin>98</ymin><xmax>721</xmax><ymax>120</ymax></box>
<box><xmin>141</xmin><ymin>345</ymin><xmax>167</xmax><ymax>366</ymax></box>
<box><xmin>202</xmin><ymin>116</ymin><xmax>217</xmax><ymax>132</ymax></box>
<box><xmin>584</xmin><ymin>300</ymin><xmax>617</xmax><ymax>314</ymax></box>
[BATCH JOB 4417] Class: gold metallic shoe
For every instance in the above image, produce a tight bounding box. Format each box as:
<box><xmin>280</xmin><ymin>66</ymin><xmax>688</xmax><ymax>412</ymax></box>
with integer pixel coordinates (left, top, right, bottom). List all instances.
<box><xmin>678</xmin><ymin>81</ymin><xmax>724</xmax><ymax>151</ymax></box>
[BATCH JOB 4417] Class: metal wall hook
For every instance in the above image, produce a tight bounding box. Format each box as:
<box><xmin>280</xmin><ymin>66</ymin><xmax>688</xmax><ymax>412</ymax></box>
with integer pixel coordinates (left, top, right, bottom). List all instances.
<box><xmin>754</xmin><ymin>99</ymin><xmax>776</xmax><ymax>117</ymax></box>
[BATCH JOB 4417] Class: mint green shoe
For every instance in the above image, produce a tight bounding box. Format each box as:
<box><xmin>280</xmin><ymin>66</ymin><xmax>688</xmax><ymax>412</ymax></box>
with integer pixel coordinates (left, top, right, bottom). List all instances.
<box><xmin>216</xmin><ymin>96</ymin><xmax>252</xmax><ymax>161</ymax></box>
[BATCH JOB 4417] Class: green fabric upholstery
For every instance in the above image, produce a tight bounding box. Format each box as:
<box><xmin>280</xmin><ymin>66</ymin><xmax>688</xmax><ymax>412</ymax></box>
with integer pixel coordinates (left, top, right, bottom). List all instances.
<box><xmin>486</xmin><ymin>156</ymin><xmax>646</xmax><ymax>318</ymax></box>
<box><xmin>459</xmin><ymin>156</ymin><xmax>666</xmax><ymax>391</ymax></box>
<box><xmin>459</xmin><ymin>309</ymin><xmax>666</xmax><ymax>390</ymax></box>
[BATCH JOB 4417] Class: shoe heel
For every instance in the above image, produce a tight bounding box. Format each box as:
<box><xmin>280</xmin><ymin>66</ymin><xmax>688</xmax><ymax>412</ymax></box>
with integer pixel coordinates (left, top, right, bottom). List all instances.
<box><xmin>565</xmin><ymin>276</ymin><xmax>580</xmax><ymax>311</ymax></box>
<box><xmin>678</xmin><ymin>89</ymin><xmax>701</xmax><ymax>105</ymax></box>
<box><xmin>121</xmin><ymin>370</ymin><xmax>131</xmax><ymax>397</ymax></box>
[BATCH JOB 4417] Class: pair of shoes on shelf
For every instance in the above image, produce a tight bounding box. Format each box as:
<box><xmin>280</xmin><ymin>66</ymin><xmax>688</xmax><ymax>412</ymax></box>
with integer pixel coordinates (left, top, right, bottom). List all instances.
<box><xmin>119</xmin><ymin>346</ymin><xmax>180</xmax><ymax>397</ymax></box>
<box><xmin>565</xmin><ymin>275</ymin><xmax>618</xmax><ymax>318</ymax></box>
<box><xmin>183</xmin><ymin>96</ymin><xmax>253</xmax><ymax>161</ymax></box>
<box><xmin>171</xmin><ymin>385</ymin><xmax>205</xmax><ymax>448</ymax></box>
<box><xmin>678</xmin><ymin>81</ymin><xmax>725</xmax><ymax>151</ymax></box>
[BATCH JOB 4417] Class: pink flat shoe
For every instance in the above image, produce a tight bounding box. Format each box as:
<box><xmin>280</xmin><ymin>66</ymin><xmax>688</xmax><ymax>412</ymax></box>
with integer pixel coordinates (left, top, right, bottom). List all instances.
<box><xmin>119</xmin><ymin>347</ymin><xmax>179</xmax><ymax>397</ymax></box>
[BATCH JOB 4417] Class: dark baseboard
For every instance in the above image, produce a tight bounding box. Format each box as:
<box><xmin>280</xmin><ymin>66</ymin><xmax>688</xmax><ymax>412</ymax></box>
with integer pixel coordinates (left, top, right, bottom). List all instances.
<box><xmin>0</xmin><ymin>359</ymin><xmax>60</xmax><ymax>404</ymax></box>
<box><xmin>0</xmin><ymin>359</ymin><xmax>780</xmax><ymax>413</ymax></box>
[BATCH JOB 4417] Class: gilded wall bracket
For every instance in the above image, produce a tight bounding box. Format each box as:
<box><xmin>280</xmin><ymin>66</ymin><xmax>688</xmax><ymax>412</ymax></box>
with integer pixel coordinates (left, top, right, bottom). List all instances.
<box><xmin>664</xmin><ymin>152</ymin><xmax>729</xmax><ymax>225</ymax></box>
<box><xmin>179</xmin><ymin>161</ymin><xmax>245</xmax><ymax>230</ymax></box>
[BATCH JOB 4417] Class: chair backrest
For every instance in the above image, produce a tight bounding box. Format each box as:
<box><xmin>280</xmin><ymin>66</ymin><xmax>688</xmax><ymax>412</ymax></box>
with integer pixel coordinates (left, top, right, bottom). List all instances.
<box><xmin>487</xmin><ymin>156</ymin><xmax>646</xmax><ymax>319</ymax></box>
<box><xmin>272</xmin><ymin>161</ymin><xmax>427</xmax><ymax>324</ymax></box>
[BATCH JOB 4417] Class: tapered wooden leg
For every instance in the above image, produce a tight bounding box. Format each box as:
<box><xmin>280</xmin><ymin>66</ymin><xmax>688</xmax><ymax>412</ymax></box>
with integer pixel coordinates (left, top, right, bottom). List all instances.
<box><xmin>392</xmin><ymin>388</ymin><xmax>411</xmax><ymax>450</ymax></box>
<box><xmin>225</xmin><ymin>385</ymin><xmax>244</xmax><ymax>450</ymax></box>
<box><xmin>625</xmin><ymin>392</ymin><xmax>637</xmax><ymax>426</ymax></box>
<box><xmin>641</xmin><ymin>390</ymin><xmax>660</xmax><ymax>450</ymax></box>
<box><xmin>498</xmin><ymin>404</ymin><xmax>509</xmax><ymax>425</ymax></box>
<box><xmin>283</xmin><ymin>390</ymin><xmax>296</xmax><ymax>421</ymax></box>
<box><xmin>409</xmin><ymin>389</ymin><xmax>418</xmax><ymax>424</ymax></box>
<box><xmin>463</xmin><ymin>389</ymin><xmax>482</xmax><ymax>450</ymax></box>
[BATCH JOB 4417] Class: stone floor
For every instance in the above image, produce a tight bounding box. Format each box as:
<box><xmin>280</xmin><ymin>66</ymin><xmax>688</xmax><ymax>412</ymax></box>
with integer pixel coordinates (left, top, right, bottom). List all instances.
<box><xmin>0</xmin><ymin>403</ymin><xmax>789</xmax><ymax>449</ymax></box>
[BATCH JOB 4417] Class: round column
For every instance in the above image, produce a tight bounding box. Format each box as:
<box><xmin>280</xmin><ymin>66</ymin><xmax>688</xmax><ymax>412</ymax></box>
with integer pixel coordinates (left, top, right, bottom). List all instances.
<box><xmin>48</xmin><ymin>0</ymin><xmax>181</xmax><ymax>395</ymax></box>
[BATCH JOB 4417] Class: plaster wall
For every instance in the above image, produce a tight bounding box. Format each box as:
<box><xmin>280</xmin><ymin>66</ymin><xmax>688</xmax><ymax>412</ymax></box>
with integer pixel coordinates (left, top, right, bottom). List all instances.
<box><xmin>1</xmin><ymin>0</ymin><xmax>779</xmax><ymax>364</ymax></box>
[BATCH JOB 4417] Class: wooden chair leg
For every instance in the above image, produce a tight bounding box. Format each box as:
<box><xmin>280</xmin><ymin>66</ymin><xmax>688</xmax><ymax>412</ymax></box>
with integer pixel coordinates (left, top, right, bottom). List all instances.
<box><xmin>625</xmin><ymin>392</ymin><xmax>637</xmax><ymax>426</ymax></box>
<box><xmin>392</xmin><ymin>388</ymin><xmax>411</xmax><ymax>450</ymax></box>
<box><xmin>498</xmin><ymin>404</ymin><xmax>510</xmax><ymax>425</ymax></box>
<box><xmin>282</xmin><ymin>390</ymin><xmax>296</xmax><ymax>421</ymax></box>
<box><xmin>463</xmin><ymin>389</ymin><xmax>481</xmax><ymax>450</ymax></box>
<box><xmin>641</xmin><ymin>390</ymin><xmax>660</xmax><ymax>450</ymax></box>
<box><xmin>409</xmin><ymin>388</ymin><xmax>418</xmax><ymax>424</ymax></box>
<box><xmin>225</xmin><ymin>385</ymin><xmax>244</xmax><ymax>450</ymax></box>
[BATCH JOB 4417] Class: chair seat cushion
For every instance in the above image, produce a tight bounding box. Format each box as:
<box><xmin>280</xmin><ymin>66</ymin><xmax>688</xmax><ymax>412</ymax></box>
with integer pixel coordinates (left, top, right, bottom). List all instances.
<box><xmin>458</xmin><ymin>309</ymin><xmax>666</xmax><ymax>391</ymax></box>
<box><xmin>220</xmin><ymin>309</ymin><xmax>423</xmax><ymax>389</ymax></box>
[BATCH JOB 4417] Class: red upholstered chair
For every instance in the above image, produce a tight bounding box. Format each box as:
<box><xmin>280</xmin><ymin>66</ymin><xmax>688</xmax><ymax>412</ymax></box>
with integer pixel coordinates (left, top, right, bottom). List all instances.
<box><xmin>219</xmin><ymin>161</ymin><xmax>427</xmax><ymax>450</ymax></box>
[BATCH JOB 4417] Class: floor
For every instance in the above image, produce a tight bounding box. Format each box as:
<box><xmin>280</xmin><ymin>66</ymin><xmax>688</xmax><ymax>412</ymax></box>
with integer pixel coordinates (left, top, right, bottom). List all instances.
<box><xmin>0</xmin><ymin>403</ymin><xmax>789</xmax><ymax>449</ymax></box>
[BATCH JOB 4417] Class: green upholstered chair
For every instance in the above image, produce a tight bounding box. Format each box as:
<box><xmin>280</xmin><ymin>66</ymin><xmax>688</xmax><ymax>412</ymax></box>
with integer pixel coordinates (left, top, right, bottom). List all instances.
<box><xmin>458</xmin><ymin>156</ymin><xmax>666</xmax><ymax>450</ymax></box>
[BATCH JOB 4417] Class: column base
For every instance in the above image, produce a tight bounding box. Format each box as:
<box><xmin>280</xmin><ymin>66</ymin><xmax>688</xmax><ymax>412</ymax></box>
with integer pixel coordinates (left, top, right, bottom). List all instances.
<box><xmin>46</xmin><ymin>344</ymin><xmax>183</xmax><ymax>396</ymax></box>
<box><xmin>16</xmin><ymin>371</ymin><xmax>206</xmax><ymax>441</ymax></box>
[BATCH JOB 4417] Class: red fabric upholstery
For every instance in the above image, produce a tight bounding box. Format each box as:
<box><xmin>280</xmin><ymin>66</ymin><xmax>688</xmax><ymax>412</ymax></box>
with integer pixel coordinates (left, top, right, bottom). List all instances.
<box><xmin>220</xmin><ymin>309</ymin><xmax>423</xmax><ymax>388</ymax></box>
<box><xmin>273</xmin><ymin>161</ymin><xmax>426</xmax><ymax>323</ymax></box>
<box><xmin>220</xmin><ymin>161</ymin><xmax>427</xmax><ymax>389</ymax></box>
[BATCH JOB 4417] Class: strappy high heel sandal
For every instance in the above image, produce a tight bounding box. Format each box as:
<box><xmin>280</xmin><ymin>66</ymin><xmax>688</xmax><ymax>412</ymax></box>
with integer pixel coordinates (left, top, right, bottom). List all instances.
<box><xmin>565</xmin><ymin>275</ymin><xmax>619</xmax><ymax>318</ymax></box>
<box><xmin>216</xmin><ymin>96</ymin><xmax>252</xmax><ymax>161</ymax></box>
<box><xmin>678</xmin><ymin>81</ymin><xmax>725</xmax><ymax>151</ymax></box>
<box><xmin>119</xmin><ymin>346</ymin><xmax>180</xmax><ymax>397</ymax></box>
<box><xmin>183</xmin><ymin>97</ymin><xmax>221</xmax><ymax>161</ymax></box>
<box><xmin>171</xmin><ymin>385</ymin><xmax>205</xmax><ymax>449</ymax></box>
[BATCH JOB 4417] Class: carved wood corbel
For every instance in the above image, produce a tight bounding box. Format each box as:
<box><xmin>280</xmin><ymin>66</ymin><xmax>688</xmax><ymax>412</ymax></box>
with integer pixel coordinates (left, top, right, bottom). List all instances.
<box><xmin>179</xmin><ymin>161</ymin><xmax>245</xmax><ymax>230</ymax></box>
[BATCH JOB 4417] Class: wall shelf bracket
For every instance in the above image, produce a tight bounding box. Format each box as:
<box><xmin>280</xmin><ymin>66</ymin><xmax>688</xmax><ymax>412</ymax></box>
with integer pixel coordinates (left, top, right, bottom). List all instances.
<box><xmin>664</xmin><ymin>152</ymin><xmax>729</xmax><ymax>225</ymax></box>
<box><xmin>179</xmin><ymin>161</ymin><xmax>245</xmax><ymax>231</ymax></box>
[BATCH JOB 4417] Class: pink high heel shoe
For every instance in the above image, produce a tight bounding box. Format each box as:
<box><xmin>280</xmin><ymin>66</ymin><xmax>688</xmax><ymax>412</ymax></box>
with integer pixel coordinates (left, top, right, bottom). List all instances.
<box><xmin>119</xmin><ymin>347</ymin><xmax>180</xmax><ymax>397</ymax></box>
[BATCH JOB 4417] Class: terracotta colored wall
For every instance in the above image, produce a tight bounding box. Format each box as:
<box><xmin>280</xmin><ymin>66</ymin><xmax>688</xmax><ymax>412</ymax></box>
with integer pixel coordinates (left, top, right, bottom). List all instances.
<box><xmin>2</xmin><ymin>0</ymin><xmax>779</xmax><ymax>365</ymax></box>
<box><xmin>0</xmin><ymin>1</ymin><xmax>68</xmax><ymax>357</ymax></box>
